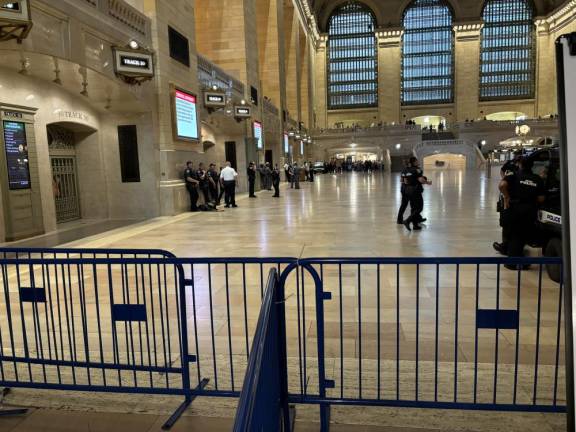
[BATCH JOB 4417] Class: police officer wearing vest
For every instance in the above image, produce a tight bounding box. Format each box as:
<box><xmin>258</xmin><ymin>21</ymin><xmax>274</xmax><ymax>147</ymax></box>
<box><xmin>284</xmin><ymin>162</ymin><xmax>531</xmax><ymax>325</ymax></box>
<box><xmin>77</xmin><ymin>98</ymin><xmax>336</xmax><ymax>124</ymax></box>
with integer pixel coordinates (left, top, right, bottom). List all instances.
<box><xmin>272</xmin><ymin>164</ymin><xmax>281</xmax><ymax>197</ymax></box>
<box><xmin>184</xmin><ymin>161</ymin><xmax>199</xmax><ymax>212</ymax></box>
<box><xmin>207</xmin><ymin>163</ymin><xmax>220</xmax><ymax>205</ymax></box>
<box><xmin>397</xmin><ymin>159</ymin><xmax>410</xmax><ymax>225</ymax></box>
<box><xmin>247</xmin><ymin>161</ymin><xmax>257</xmax><ymax>198</ymax></box>
<box><xmin>493</xmin><ymin>151</ymin><xmax>522</xmax><ymax>255</ymax></box>
<box><xmin>197</xmin><ymin>162</ymin><xmax>211</xmax><ymax>208</ymax></box>
<box><xmin>402</xmin><ymin>157</ymin><xmax>431</xmax><ymax>231</ymax></box>
<box><xmin>499</xmin><ymin>156</ymin><xmax>546</xmax><ymax>269</ymax></box>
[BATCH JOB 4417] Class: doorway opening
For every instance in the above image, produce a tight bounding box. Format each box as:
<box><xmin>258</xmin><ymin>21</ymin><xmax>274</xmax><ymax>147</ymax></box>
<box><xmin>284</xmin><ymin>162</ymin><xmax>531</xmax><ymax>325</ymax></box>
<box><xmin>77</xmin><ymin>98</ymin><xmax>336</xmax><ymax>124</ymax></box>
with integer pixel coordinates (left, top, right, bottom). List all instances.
<box><xmin>47</xmin><ymin>125</ymin><xmax>81</xmax><ymax>223</ymax></box>
<box><xmin>47</xmin><ymin>122</ymin><xmax>98</xmax><ymax>224</ymax></box>
<box><xmin>423</xmin><ymin>153</ymin><xmax>466</xmax><ymax>170</ymax></box>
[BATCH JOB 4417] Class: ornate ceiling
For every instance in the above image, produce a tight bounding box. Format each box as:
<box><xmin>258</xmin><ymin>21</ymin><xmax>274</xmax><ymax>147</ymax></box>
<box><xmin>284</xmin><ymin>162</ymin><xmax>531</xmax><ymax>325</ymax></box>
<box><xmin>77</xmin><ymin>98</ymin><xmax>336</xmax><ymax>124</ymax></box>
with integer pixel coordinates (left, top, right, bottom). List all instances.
<box><xmin>309</xmin><ymin>0</ymin><xmax>565</xmax><ymax>31</ymax></box>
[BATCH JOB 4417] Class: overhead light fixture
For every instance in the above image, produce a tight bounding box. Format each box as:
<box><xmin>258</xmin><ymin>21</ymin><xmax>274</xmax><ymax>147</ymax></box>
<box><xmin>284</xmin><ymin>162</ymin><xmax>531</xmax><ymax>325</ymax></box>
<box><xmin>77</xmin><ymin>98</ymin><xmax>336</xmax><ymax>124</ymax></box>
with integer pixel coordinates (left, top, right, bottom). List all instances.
<box><xmin>350</xmin><ymin>143</ymin><xmax>357</xmax><ymax>148</ymax></box>
<box><xmin>395</xmin><ymin>143</ymin><xmax>402</xmax><ymax>150</ymax></box>
<box><xmin>212</xmin><ymin>85</ymin><xmax>218</xmax><ymax>91</ymax></box>
<box><xmin>289</xmin><ymin>130</ymin><xmax>295</xmax><ymax>137</ymax></box>
<box><xmin>240</xmin><ymin>99</ymin><xmax>246</xmax><ymax>105</ymax></box>
<box><xmin>481</xmin><ymin>140</ymin><xmax>487</xmax><ymax>146</ymax></box>
<box><xmin>129</xmin><ymin>40</ymin><xmax>140</xmax><ymax>50</ymax></box>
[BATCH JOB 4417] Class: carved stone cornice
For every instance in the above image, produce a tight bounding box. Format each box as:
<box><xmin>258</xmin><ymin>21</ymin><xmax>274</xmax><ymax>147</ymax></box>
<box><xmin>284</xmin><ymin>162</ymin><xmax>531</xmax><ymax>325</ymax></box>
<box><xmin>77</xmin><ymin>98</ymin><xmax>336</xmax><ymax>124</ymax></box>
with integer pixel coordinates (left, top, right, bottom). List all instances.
<box><xmin>453</xmin><ymin>22</ymin><xmax>483</xmax><ymax>42</ymax></box>
<box><xmin>535</xmin><ymin>0</ymin><xmax>576</xmax><ymax>35</ymax></box>
<box><xmin>376</xmin><ymin>28</ymin><xmax>403</xmax><ymax>48</ymax></box>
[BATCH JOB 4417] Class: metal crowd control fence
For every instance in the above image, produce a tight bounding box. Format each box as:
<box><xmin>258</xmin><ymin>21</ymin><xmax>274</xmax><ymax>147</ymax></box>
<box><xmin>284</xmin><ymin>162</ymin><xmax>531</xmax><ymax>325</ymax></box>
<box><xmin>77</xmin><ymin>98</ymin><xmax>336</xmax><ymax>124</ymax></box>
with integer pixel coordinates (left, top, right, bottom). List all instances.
<box><xmin>295</xmin><ymin>257</ymin><xmax>567</xmax><ymax>431</ymax></box>
<box><xmin>0</xmin><ymin>249</ymin><xmax>566</xmax><ymax>432</ymax></box>
<box><xmin>233</xmin><ymin>268</ymin><xmax>292</xmax><ymax>432</ymax></box>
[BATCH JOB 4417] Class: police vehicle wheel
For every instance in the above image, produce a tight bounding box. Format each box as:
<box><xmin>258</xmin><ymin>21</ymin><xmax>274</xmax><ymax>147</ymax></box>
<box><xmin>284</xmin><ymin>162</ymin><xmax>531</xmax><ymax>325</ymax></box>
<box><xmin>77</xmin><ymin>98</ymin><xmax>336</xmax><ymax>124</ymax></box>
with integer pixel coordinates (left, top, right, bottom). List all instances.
<box><xmin>544</xmin><ymin>238</ymin><xmax>563</xmax><ymax>283</ymax></box>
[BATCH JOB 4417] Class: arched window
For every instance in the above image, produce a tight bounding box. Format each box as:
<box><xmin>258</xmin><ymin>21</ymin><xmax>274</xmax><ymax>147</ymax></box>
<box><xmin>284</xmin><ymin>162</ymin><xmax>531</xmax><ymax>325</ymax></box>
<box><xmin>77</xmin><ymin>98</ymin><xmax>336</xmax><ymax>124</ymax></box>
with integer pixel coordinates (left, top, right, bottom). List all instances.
<box><xmin>480</xmin><ymin>0</ymin><xmax>535</xmax><ymax>100</ymax></box>
<box><xmin>327</xmin><ymin>2</ymin><xmax>378</xmax><ymax>109</ymax></box>
<box><xmin>401</xmin><ymin>0</ymin><xmax>454</xmax><ymax>105</ymax></box>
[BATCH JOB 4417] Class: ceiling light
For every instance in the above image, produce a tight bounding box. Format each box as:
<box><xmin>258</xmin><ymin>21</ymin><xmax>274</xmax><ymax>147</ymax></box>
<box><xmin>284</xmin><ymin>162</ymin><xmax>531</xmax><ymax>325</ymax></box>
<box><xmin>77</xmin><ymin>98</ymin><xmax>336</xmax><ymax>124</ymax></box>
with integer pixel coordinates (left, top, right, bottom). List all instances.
<box><xmin>395</xmin><ymin>143</ymin><xmax>401</xmax><ymax>150</ymax></box>
<box><xmin>129</xmin><ymin>40</ymin><xmax>139</xmax><ymax>50</ymax></box>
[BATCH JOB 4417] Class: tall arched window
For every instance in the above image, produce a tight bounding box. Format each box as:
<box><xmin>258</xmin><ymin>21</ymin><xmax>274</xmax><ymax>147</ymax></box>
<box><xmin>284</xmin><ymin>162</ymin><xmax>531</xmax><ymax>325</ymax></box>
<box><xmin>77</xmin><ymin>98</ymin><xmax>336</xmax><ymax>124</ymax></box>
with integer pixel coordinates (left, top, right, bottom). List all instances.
<box><xmin>401</xmin><ymin>0</ymin><xmax>454</xmax><ymax>105</ymax></box>
<box><xmin>480</xmin><ymin>0</ymin><xmax>535</xmax><ymax>100</ymax></box>
<box><xmin>327</xmin><ymin>2</ymin><xmax>378</xmax><ymax>109</ymax></box>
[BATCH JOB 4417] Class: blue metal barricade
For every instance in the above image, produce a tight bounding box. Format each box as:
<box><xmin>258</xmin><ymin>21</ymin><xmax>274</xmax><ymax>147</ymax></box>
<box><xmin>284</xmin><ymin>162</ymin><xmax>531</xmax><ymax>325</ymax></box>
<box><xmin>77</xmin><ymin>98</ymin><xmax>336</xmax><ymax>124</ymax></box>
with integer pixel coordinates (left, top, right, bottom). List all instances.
<box><xmin>294</xmin><ymin>257</ymin><xmax>566</xmax><ymax>431</ymax></box>
<box><xmin>0</xmin><ymin>250</ymin><xmax>567</xmax><ymax>431</ymax></box>
<box><xmin>233</xmin><ymin>268</ymin><xmax>292</xmax><ymax>432</ymax></box>
<box><xmin>0</xmin><ymin>251</ymin><xmax>299</xmax><ymax>429</ymax></box>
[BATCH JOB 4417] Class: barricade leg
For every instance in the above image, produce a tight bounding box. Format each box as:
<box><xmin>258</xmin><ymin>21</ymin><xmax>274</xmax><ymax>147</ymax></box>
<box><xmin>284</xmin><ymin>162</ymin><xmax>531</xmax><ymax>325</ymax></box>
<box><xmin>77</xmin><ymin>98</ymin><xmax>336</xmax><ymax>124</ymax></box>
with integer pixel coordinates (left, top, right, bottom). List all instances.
<box><xmin>161</xmin><ymin>378</ymin><xmax>209</xmax><ymax>430</ymax></box>
<box><xmin>320</xmin><ymin>404</ymin><xmax>331</xmax><ymax>432</ymax></box>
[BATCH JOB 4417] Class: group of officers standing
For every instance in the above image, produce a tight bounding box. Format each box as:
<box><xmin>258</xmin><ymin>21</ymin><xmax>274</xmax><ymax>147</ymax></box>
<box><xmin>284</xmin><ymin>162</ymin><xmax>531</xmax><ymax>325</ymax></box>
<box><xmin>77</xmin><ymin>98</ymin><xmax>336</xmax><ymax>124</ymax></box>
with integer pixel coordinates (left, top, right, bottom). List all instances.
<box><xmin>184</xmin><ymin>161</ymin><xmax>239</xmax><ymax>211</ymax></box>
<box><xmin>185</xmin><ymin>160</ymin><xmax>294</xmax><ymax>212</ymax></box>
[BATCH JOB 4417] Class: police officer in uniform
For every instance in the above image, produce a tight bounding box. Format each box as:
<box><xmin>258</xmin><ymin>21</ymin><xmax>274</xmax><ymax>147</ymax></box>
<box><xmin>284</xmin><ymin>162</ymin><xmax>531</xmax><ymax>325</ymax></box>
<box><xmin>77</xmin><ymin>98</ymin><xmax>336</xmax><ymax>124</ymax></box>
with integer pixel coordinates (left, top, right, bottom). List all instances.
<box><xmin>493</xmin><ymin>151</ymin><xmax>522</xmax><ymax>255</ymax></box>
<box><xmin>272</xmin><ymin>164</ymin><xmax>281</xmax><ymax>197</ymax></box>
<box><xmin>397</xmin><ymin>160</ymin><xmax>410</xmax><ymax>225</ymax></box>
<box><xmin>403</xmin><ymin>157</ymin><xmax>431</xmax><ymax>231</ymax></box>
<box><xmin>197</xmin><ymin>162</ymin><xmax>211</xmax><ymax>208</ymax></box>
<box><xmin>184</xmin><ymin>161</ymin><xmax>199</xmax><ymax>212</ymax></box>
<box><xmin>499</xmin><ymin>157</ymin><xmax>546</xmax><ymax>268</ymax></box>
<box><xmin>207</xmin><ymin>163</ymin><xmax>220</xmax><ymax>205</ymax></box>
<box><xmin>247</xmin><ymin>161</ymin><xmax>257</xmax><ymax>198</ymax></box>
<box><xmin>291</xmin><ymin>163</ymin><xmax>301</xmax><ymax>189</ymax></box>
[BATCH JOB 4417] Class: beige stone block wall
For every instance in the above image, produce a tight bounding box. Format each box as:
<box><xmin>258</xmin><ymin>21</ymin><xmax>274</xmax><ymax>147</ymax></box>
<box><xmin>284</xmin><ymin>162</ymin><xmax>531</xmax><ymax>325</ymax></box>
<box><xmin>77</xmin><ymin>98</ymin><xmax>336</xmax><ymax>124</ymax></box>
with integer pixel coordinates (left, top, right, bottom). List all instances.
<box><xmin>377</xmin><ymin>32</ymin><xmax>402</xmax><ymax>124</ymax></box>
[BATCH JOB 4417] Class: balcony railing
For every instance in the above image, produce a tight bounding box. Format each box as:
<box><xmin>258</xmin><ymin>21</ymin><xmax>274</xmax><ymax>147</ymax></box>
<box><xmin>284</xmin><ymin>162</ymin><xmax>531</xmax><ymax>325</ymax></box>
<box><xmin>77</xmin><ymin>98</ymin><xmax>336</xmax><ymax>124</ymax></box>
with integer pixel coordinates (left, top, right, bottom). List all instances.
<box><xmin>313</xmin><ymin>124</ymin><xmax>422</xmax><ymax>137</ymax></box>
<box><xmin>263</xmin><ymin>98</ymin><xmax>279</xmax><ymax>116</ymax></box>
<box><xmin>197</xmin><ymin>55</ymin><xmax>245</xmax><ymax>98</ymax></box>
<box><xmin>58</xmin><ymin>0</ymin><xmax>151</xmax><ymax>41</ymax></box>
<box><xmin>107</xmin><ymin>0</ymin><xmax>149</xmax><ymax>37</ymax></box>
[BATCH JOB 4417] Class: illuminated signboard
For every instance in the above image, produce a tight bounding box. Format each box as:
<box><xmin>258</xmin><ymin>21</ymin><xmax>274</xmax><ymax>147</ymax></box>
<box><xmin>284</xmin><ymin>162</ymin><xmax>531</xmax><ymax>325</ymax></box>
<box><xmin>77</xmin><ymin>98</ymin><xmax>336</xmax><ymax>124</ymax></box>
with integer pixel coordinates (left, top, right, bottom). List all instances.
<box><xmin>234</xmin><ymin>106</ymin><xmax>251</xmax><ymax>118</ymax></box>
<box><xmin>300</xmin><ymin>140</ymin><xmax>304</xmax><ymax>155</ymax></box>
<box><xmin>173</xmin><ymin>88</ymin><xmax>199</xmax><ymax>141</ymax></box>
<box><xmin>204</xmin><ymin>92</ymin><xmax>226</xmax><ymax>107</ymax></box>
<box><xmin>0</xmin><ymin>1</ymin><xmax>31</xmax><ymax>23</ymax></box>
<box><xmin>113</xmin><ymin>48</ymin><xmax>154</xmax><ymax>78</ymax></box>
<box><xmin>253</xmin><ymin>121</ymin><xmax>263</xmax><ymax>150</ymax></box>
<box><xmin>3</xmin><ymin>121</ymin><xmax>30</xmax><ymax>190</ymax></box>
<box><xmin>1</xmin><ymin>2</ymin><xmax>20</xmax><ymax>11</ymax></box>
<box><xmin>284</xmin><ymin>132</ymin><xmax>289</xmax><ymax>154</ymax></box>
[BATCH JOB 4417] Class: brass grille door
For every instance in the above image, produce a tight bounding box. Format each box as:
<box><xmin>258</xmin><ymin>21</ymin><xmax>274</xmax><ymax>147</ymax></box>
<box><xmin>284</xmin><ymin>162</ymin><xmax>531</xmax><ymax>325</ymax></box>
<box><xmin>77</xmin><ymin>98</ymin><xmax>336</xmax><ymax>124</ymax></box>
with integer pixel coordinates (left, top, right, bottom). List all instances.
<box><xmin>51</xmin><ymin>156</ymin><xmax>81</xmax><ymax>223</ymax></box>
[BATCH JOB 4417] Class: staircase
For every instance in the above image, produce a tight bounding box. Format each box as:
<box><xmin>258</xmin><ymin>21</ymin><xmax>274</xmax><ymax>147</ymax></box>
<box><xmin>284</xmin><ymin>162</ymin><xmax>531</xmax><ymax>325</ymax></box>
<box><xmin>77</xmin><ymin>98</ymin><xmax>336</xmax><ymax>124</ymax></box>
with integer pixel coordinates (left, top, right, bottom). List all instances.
<box><xmin>414</xmin><ymin>139</ymin><xmax>486</xmax><ymax>168</ymax></box>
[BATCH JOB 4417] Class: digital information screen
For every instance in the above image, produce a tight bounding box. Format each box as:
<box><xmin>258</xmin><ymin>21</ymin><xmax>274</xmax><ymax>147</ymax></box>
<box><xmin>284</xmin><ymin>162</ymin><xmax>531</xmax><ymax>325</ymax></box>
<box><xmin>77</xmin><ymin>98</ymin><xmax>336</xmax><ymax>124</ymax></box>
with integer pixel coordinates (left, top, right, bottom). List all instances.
<box><xmin>3</xmin><ymin>121</ymin><xmax>30</xmax><ymax>190</ymax></box>
<box><xmin>284</xmin><ymin>132</ymin><xmax>289</xmax><ymax>154</ymax></box>
<box><xmin>300</xmin><ymin>140</ymin><xmax>304</xmax><ymax>155</ymax></box>
<box><xmin>254</xmin><ymin>121</ymin><xmax>263</xmax><ymax>150</ymax></box>
<box><xmin>174</xmin><ymin>89</ymin><xmax>199</xmax><ymax>141</ymax></box>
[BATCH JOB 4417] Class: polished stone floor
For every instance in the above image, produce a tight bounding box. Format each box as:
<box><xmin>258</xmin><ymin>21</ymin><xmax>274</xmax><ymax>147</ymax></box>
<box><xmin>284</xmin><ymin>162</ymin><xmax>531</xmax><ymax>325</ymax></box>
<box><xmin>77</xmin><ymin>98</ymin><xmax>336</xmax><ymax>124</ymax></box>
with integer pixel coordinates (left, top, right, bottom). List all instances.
<box><xmin>70</xmin><ymin>169</ymin><xmax>502</xmax><ymax>257</ymax></box>
<box><xmin>0</xmin><ymin>169</ymin><xmax>567</xmax><ymax>431</ymax></box>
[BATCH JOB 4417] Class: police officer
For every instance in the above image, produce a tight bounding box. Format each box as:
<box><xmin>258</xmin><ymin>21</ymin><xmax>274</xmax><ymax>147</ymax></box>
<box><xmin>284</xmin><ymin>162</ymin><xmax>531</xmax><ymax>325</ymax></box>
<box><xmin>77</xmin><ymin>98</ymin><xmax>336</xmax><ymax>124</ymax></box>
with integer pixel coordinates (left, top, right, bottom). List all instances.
<box><xmin>184</xmin><ymin>161</ymin><xmax>199</xmax><ymax>212</ymax></box>
<box><xmin>247</xmin><ymin>161</ymin><xmax>257</xmax><ymax>198</ymax></box>
<box><xmin>291</xmin><ymin>163</ymin><xmax>301</xmax><ymax>189</ymax></box>
<box><xmin>207</xmin><ymin>163</ymin><xmax>220</xmax><ymax>205</ymax></box>
<box><xmin>397</xmin><ymin>160</ymin><xmax>410</xmax><ymax>225</ymax></box>
<box><xmin>493</xmin><ymin>151</ymin><xmax>523</xmax><ymax>255</ymax></box>
<box><xmin>272</xmin><ymin>164</ymin><xmax>281</xmax><ymax>197</ymax></box>
<box><xmin>499</xmin><ymin>157</ymin><xmax>546</xmax><ymax>268</ymax></box>
<box><xmin>197</xmin><ymin>162</ymin><xmax>211</xmax><ymax>208</ymax></box>
<box><xmin>403</xmin><ymin>157</ymin><xmax>431</xmax><ymax>231</ymax></box>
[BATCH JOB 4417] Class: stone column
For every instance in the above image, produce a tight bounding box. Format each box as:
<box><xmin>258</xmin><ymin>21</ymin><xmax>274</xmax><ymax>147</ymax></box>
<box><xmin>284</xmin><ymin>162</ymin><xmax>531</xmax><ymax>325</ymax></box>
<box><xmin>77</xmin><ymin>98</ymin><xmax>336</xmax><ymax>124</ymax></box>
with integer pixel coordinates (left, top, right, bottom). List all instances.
<box><xmin>299</xmin><ymin>32</ymin><xmax>311</xmax><ymax>128</ymax></box>
<box><xmin>313</xmin><ymin>35</ymin><xmax>328</xmax><ymax>129</ymax></box>
<box><xmin>535</xmin><ymin>20</ymin><xmax>556</xmax><ymax>116</ymax></box>
<box><xmin>453</xmin><ymin>23</ymin><xmax>483</xmax><ymax>122</ymax></box>
<box><xmin>376</xmin><ymin>29</ymin><xmax>403</xmax><ymax>124</ymax></box>
<box><xmin>284</xmin><ymin>3</ymin><xmax>300</xmax><ymax>123</ymax></box>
